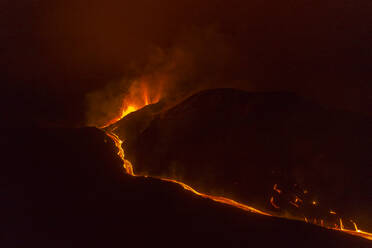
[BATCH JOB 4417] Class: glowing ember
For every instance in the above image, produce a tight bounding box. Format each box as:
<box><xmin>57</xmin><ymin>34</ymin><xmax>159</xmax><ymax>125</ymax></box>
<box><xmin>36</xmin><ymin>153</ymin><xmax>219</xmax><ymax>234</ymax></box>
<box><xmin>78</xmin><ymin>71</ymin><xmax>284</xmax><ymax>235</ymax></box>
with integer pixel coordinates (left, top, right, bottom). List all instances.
<box><xmin>289</xmin><ymin>195</ymin><xmax>302</xmax><ymax>208</ymax></box>
<box><xmin>273</xmin><ymin>184</ymin><xmax>282</xmax><ymax>194</ymax></box>
<box><xmin>289</xmin><ymin>201</ymin><xmax>300</xmax><ymax>208</ymax></box>
<box><xmin>270</xmin><ymin>196</ymin><xmax>280</xmax><ymax>209</ymax></box>
<box><xmin>350</xmin><ymin>220</ymin><xmax>360</xmax><ymax>232</ymax></box>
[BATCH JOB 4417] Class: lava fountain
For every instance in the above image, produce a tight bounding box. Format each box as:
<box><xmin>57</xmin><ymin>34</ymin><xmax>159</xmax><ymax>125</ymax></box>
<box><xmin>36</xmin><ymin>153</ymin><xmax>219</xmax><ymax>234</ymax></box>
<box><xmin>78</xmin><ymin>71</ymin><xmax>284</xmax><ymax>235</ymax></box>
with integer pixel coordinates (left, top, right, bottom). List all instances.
<box><xmin>101</xmin><ymin>80</ymin><xmax>162</xmax><ymax>128</ymax></box>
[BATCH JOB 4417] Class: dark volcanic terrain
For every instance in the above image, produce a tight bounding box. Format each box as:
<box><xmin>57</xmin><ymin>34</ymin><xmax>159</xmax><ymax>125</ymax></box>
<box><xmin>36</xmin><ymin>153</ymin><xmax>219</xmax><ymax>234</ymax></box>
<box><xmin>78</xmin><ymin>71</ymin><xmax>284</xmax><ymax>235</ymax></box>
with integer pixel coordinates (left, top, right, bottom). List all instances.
<box><xmin>1</xmin><ymin>127</ymin><xmax>371</xmax><ymax>247</ymax></box>
<box><xmin>109</xmin><ymin>89</ymin><xmax>372</xmax><ymax>231</ymax></box>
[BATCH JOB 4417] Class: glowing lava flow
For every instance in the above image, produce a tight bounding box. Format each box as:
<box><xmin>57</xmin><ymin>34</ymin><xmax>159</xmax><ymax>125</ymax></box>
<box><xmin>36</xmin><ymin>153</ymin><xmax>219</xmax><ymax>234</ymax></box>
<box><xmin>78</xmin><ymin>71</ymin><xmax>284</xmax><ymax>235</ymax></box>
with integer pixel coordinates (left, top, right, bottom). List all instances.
<box><xmin>332</xmin><ymin>227</ymin><xmax>372</xmax><ymax>241</ymax></box>
<box><xmin>106</xmin><ymin>131</ymin><xmax>270</xmax><ymax>216</ymax></box>
<box><xmin>106</xmin><ymin>132</ymin><xmax>134</xmax><ymax>176</ymax></box>
<box><xmin>104</xmin><ymin>114</ymin><xmax>372</xmax><ymax>241</ymax></box>
<box><xmin>160</xmin><ymin>177</ymin><xmax>271</xmax><ymax>216</ymax></box>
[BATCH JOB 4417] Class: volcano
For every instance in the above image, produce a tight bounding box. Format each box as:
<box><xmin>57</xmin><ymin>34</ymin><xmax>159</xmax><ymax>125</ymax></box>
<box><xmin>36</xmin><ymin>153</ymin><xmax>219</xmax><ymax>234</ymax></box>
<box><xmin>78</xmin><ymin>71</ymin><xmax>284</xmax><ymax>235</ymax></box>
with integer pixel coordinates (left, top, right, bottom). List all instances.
<box><xmin>1</xmin><ymin>89</ymin><xmax>371</xmax><ymax>247</ymax></box>
<box><xmin>2</xmin><ymin>0</ymin><xmax>371</xmax><ymax>245</ymax></box>
<box><xmin>108</xmin><ymin>89</ymin><xmax>372</xmax><ymax>232</ymax></box>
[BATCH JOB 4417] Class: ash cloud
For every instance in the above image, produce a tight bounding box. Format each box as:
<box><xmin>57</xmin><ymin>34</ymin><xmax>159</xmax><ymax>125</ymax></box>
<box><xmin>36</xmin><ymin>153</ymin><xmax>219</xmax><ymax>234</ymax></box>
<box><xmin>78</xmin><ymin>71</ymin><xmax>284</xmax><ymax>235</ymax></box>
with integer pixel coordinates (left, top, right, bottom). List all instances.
<box><xmin>85</xmin><ymin>26</ymin><xmax>242</xmax><ymax>126</ymax></box>
<box><xmin>1</xmin><ymin>0</ymin><xmax>371</xmax><ymax>126</ymax></box>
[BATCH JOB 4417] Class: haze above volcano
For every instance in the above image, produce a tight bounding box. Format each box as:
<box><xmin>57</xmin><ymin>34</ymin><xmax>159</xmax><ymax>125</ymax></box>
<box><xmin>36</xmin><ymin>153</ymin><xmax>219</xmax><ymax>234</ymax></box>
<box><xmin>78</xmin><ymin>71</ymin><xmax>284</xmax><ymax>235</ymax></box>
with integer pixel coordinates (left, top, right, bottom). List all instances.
<box><xmin>1</xmin><ymin>0</ymin><xmax>371</xmax><ymax>127</ymax></box>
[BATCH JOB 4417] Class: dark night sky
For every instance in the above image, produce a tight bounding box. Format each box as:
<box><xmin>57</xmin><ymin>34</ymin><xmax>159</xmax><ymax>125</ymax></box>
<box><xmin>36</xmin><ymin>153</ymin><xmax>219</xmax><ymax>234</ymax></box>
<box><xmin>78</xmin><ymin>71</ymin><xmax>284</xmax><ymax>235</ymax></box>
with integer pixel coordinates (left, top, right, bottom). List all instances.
<box><xmin>1</xmin><ymin>0</ymin><xmax>371</xmax><ymax>127</ymax></box>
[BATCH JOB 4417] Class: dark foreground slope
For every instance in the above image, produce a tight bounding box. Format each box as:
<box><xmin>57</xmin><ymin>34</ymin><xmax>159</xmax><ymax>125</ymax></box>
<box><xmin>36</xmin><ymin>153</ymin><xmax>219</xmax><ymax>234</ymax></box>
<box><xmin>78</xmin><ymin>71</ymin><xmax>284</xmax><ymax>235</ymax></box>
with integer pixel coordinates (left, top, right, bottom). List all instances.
<box><xmin>110</xmin><ymin>89</ymin><xmax>372</xmax><ymax>231</ymax></box>
<box><xmin>0</xmin><ymin>127</ymin><xmax>370</xmax><ymax>247</ymax></box>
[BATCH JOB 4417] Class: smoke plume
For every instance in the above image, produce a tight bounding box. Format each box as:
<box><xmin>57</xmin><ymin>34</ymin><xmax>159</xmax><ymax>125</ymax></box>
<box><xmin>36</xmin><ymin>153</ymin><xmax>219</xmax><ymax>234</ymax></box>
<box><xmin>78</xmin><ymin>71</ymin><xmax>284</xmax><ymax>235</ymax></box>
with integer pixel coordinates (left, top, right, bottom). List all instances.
<box><xmin>1</xmin><ymin>0</ymin><xmax>371</xmax><ymax>127</ymax></box>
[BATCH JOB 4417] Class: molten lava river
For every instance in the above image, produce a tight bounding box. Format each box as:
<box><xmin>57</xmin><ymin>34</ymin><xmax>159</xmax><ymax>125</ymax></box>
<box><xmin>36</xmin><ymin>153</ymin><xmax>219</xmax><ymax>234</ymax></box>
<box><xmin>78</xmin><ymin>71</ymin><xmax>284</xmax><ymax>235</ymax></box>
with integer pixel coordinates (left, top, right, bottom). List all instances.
<box><xmin>103</xmin><ymin>101</ymin><xmax>372</xmax><ymax>242</ymax></box>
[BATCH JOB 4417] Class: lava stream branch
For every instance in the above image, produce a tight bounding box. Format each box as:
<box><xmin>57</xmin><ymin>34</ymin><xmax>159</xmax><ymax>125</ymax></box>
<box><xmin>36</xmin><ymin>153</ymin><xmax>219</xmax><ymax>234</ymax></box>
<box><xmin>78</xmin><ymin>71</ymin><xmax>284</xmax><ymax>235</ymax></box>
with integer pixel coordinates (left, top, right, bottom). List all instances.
<box><xmin>160</xmin><ymin>178</ymin><xmax>271</xmax><ymax>216</ymax></box>
<box><xmin>106</xmin><ymin>132</ymin><xmax>134</xmax><ymax>176</ymax></box>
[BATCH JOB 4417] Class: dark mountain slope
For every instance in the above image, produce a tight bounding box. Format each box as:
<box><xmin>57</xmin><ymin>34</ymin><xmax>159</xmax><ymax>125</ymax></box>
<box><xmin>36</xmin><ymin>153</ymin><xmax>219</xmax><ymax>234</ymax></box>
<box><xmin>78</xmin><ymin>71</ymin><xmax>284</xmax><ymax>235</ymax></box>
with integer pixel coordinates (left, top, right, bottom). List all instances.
<box><xmin>0</xmin><ymin>127</ymin><xmax>370</xmax><ymax>247</ymax></box>
<box><xmin>111</xmin><ymin>89</ymin><xmax>372</xmax><ymax>230</ymax></box>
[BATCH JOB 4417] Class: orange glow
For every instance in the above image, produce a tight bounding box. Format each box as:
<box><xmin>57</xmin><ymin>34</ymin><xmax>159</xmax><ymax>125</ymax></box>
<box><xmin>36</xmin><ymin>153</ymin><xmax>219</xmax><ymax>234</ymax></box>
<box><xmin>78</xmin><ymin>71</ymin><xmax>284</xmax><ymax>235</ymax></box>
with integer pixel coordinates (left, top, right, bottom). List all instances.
<box><xmin>121</xmin><ymin>106</ymin><xmax>137</xmax><ymax>118</ymax></box>
<box><xmin>161</xmin><ymin>178</ymin><xmax>271</xmax><ymax>216</ymax></box>
<box><xmin>350</xmin><ymin>220</ymin><xmax>360</xmax><ymax>232</ymax></box>
<box><xmin>330</xmin><ymin>220</ymin><xmax>372</xmax><ymax>241</ymax></box>
<box><xmin>106</xmin><ymin>132</ymin><xmax>134</xmax><ymax>176</ymax></box>
<box><xmin>289</xmin><ymin>201</ymin><xmax>300</xmax><ymax>208</ymax></box>
<box><xmin>335</xmin><ymin>229</ymin><xmax>372</xmax><ymax>241</ymax></box>
<box><xmin>270</xmin><ymin>196</ymin><xmax>280</xmax><ymax>209</ymax></box>
<box><xmin>273</xmin><ymin>184</ymin><xmax>282</xmax><ymax>194</ymax></box>
<box><xmin>339</xmin><ymin>218</ymin><xmax>344</xmax><ymax>230</ymax></box>
<box><xmin>330</xmin><ymin>210</ymin><xmax>337</xmax><ymax>215</ymax></box>
<box><xmin>101</xmin><ymin>80</ymin><xmax>162</xmax><ymax>128</ymax></box>
<box><xmin>290</xmin><ymin>195</ymin><xmax>302</xmax><ymax>208</ymax></box>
